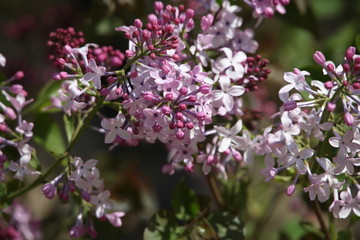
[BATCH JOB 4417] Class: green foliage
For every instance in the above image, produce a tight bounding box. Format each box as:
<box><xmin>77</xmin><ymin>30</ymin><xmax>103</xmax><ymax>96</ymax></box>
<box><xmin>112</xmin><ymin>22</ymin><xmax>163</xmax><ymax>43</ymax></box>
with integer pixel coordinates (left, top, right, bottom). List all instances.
<box><xmin>338</xmin><ymin>230</ymin><xmax>354</xmax><ymax>240</ymax></box>
<box><xmin>63</xmin><ymin>114</ymin><xmax>75</xmax><ymax>143</ymax></box>
<box><xmin>0</xmin><ymin>182</ymin><xmax>7</xmax><ymax>205</ymax></box>
<box><xmin>172</xmin><ymin>179</ymin><xmax>201</xmax><ymax>221</ymax></box>
<box><xmin>208</xmin><ymin>211</ymin><xmax>245</xmax><ymax>240</ymax></box>
<box><xmin>143</xmin><ymin>210</ymin><xmax>185</xmax><ymax>240</ymax></box>
<box><xmin>33</xmin><ymin>113</ymin><xmax>66</xmax><ymax>154</ymax></box>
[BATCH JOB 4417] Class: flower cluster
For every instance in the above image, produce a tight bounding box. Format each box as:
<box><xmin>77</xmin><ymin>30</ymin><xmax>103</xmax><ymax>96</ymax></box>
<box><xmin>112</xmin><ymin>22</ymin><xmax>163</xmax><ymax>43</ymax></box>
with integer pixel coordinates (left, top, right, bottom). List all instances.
<box><xmin>42</xmin><ymin>156</ymin><xmax>125</xmax><ymax>238</ymax></box>
<box><xmin>260</xmin><ymin>46</ymin><xmax>360</xmax><ymax>219</ymax></box>
<box><xmin>0</xmin><ymin>56</ymin><xmax>38</xmax><ymax>182</ymax></box>
<box><xmin>244</xmin><ymin>0</ymin><xmax>291</xmax><ymax>18</ymax></box>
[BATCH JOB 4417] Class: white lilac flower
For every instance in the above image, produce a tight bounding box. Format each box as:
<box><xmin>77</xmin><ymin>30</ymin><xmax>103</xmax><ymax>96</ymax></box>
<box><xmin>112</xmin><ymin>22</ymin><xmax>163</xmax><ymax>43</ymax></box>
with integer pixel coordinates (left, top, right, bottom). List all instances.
<box><xmin>338</xmin><ymin>190</ymin><xmax>360</xmax><ymax>218</ymax></box>
<box><xmin>90</xmin><ymin>190</ymin><xmax>114</xmax><ymax>218</ymax></box>
<box><xmin>101</xmin><ymin>114</ymin><xmax>132</xmax><ymax>144</ymax></box>
<box><xmin>329</xmin><ymin>130</ymin><xmax>360</xmax><ymax>158</ymax></box>
<box><xmin>214</xmin><ymin>120</ymin><xmax>242</xmax><ymax>152</ymax></box>
<box><xmin>84</xmin><ymin>58</ymin><xmax>106</xmax><ymax>89</ymax></box>
<box><xmin>213</xmin><ymin>75</ymin><xmax>245</xmax><ymax>111</ymax></box>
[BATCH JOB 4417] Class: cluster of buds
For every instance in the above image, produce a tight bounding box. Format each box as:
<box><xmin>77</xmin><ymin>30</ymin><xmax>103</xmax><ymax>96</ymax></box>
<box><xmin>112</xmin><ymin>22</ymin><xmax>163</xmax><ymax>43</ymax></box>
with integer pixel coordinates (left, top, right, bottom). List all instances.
<box><xmin>259</xmin><ymin>47</ymin><xmax>360</xmax><ymax>219</ymax></box>
<box><xmin>243</xmin><ymin>0</ymin><xmax>291</xmax><ymax>18</ymax></box>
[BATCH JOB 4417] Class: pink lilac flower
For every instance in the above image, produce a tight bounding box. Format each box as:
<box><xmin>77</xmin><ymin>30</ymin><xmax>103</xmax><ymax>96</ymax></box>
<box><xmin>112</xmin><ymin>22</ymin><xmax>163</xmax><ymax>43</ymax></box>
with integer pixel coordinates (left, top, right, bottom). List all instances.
<box><xmin>90</xmin><ymin>190</ymin><xmax>114</xmax><ymax>218</ymax></box>
<box><xmin>83</xmin><ymin>58</ymin><xmax>106</xmax><ymax>89</ymax></box>
<box><xmin>0</xmin><ymin>53</ymin><xmax>6</xmax><ymax>67</ymax></box>
<box><xmin>101</xmin><ymin>114</ymin><xmax>132</xmax><ymax>144</ymax></box>
<box><xmin>213</xmin><ymin>76</ymin><xmax>245</xmax><ymax>111</ymax></box>
<box><xmin>214</xmin><ymin>120</ymin><xmax>243</xmax><ymax>152</ymax></box>
<box><xmin>338</xmin><ymin>189</ymin><xmax>360</xmax><ymax>218</ymax></box>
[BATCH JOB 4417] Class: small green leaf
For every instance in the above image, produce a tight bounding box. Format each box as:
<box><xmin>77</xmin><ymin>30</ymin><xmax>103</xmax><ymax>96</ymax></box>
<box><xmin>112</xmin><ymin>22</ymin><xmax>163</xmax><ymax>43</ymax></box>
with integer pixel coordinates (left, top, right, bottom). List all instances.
<box><xmin>172</xmin><ymin>180</ymin><xmax>200</xmax><ymax>221</ymax></box>
<box><xmin>33</xmin><ymin>113</ymin><xmax>65</xmax><ymax>154</ymax></box>
<box><xmin>208</xmin><ymin>211</ymin><xmax>245</xmax><ymax>240</ymax></box>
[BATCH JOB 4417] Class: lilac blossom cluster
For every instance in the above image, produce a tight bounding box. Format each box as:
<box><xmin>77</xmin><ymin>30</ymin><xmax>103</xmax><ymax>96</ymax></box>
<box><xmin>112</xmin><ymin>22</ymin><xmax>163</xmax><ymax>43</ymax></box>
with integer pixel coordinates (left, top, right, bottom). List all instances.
<box><xmin>244</xmin><ymin>0</ymin><xmax>291</xmax><ymax>18</ymax></box>
<box><xmin>0</xmin><ymin>56</ymin><xmax>37</xmax><ymax>182</ymax></box>
<box><xmin>42</xmin><ymin>156</ymin><xmax>125</xmax><ymax>238</ymax></box>
<box><xmin>260</xmin><ymin>47</ymin><xmax>360</xmax><ymax>219</ymax></box>
<box><xmin>50</xmin><ymin>0</ymin><xmax>271</xmax><ymax>178</ymax></box>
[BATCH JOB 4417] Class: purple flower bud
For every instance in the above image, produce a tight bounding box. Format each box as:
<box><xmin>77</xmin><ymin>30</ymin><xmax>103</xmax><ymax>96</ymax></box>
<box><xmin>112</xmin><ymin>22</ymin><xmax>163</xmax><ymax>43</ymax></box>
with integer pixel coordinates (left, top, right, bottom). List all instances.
<box><xmin>344</xmin><ymin>112</ymin><xmax>354</xmax><ymax>126</ymax></box>
<box><xmin>59</xmin><ymin>71</ymin><xmax>68</xmax><ymax>79</ymax></box>
<box><xmin>283</xmin><ymin>101</ymin><xmax>297</xmax><ymax>111</ymax></box>
<box><xmin>196</xmin><ymin>111</ymin><xmax>206</xmax><ymax>121</ymax></box>
<box><xmin>313</xmin><ymin>51</ymin><xmax>326</xmax><ymax>66</ymax></box>
<box><xmin>324</xmin><ymin>81</ymin><xmax>334</xmax><ymax>89</ymax></box>
<box><xmin>326</xmin><ymin>62</ymin><xmax>335</xmax><ymax>72</ymax></box>
<box><xmin>0</xmin><ymin>123</ymin><xmax>8</xmax><ymax>132</ymax></box>
<box><xmin>179</xmin><ymin>86</ymin><xmax>188</xmax><ymax>95</ymax></box>
<box><xmin>154</xmin><ymin>1</ymin><xmax>163</xmax><ymax>11</ymax></box>
<box><xmin>81</xmin><ymin>190</ymin><xmax>91</xmax><ymax>201</ymax></box>
<box><xmin>10</xmin><ymin>84</ymin><xmax>24</xmax><ymax>95</ymax></box>
<box><xmin>188</xmin><ymin>95</ymin><xmax>197</xmax><ymax>102</ymax></box>
<box><xmin>134</xmin><ymin>19</ymin><xmax>143</xmax><ymax>28</ymax></box>
<box><xmin>178</xmin><ymin>103</ymin><xmax>187</xmax><ymax>111</ymax></box>
<box><xmin>343</xmin><ymin>63</ymin><xmax>350</xmax><ymax>73</ymax></box>
<box><xmin>100</xmin><ymin>88</ymin><xmax>110</xmax><ymax>96</ymax></box>
<box><xmin>176</xmin><ymin>130</ymin><xmax>185</xmax><ymax>140</ymax></box>
<box><xmin>42</xmin><ymin>183</ymin><xmax>56</xmax><ymax>199</ymax></box>
<box><xmin>200</xmin><ymin>83</ymin><xmax>211</xmax><ymax>94</ymax></box>
<box><xmin>4</xmin><ymin>107</ymin><xmax>16</xmax><ymax>120</ymax></box>
<box><xmin>206</xmin><ymin>155</ymin><xmax>215</xmax><ymax>164</ymax></box>
<box><xmin>185</xmin><ymin>122</ymin><xmax>194</xmax><ymax>129</ymax></box>
<box><xmin>165</xmin><ymin>92</ymin><xmax>174</xmax><ymax>101</ymax></box>
<box><xmin>184</xmin><ymin>163</ymin><xmax>194</xmax><ymax>172</ymax></box>
<box><xmin>115</xmin><ymin>87</ymin><xmax>122</xmax><ymax>95</ymax></box>
<box><xmin>345</xmin><ymin>46</ymin><xmax>356</xmax><ymax>60</ymax></box>
<box><xmin>232</xmin><ymin>150</ymin><xmax>243</xmax><ymax>162</ymax></box>
<box><xmin>161</xmin><ymin>106</ymin><xmax>171</xmax><ymax>115</ymax></box>
<box><xmin>280</xmin><ymin>0</ymin><xmax>290</xmax><ymax>4</ymax></box>
<box><xmin>64</xmin><ymin>45</ymin><xmax>73</xmax><ymax>54</ymax></box>
<box><xmin>130</xmin><ymin>71</ymin><xmax>138</xmax><ymax>78</ymax></box>
<box><xmin>125</xmin><ymin>50</ymin><xmax>134</xmax><ymax>58</ymax></box>
<box><xmin>353</xmin><ymin>82</ymin><xmax>360</xmax><ymax>89</ymax></box>
<box><xmin>186</xmin><ymin>9</ymin><xmax>194</xmax><ymax>19</ymax></box>
<box><xmin>326</xmin><ymin>102</ymin><xmax>336</xmax><ymax>112</ymax></box>
<box><xmin>52</xmin><ymin>73</ymin><xmax>61</xmax><ymax>81</ymax></box>
<box><xmin>15</xmin><ymin>71</ymin><xmax>24</xmax><ymax>80</ymax></box>
<box><xmin>201</xmin><ymin>14</ymin><xmax>213</xmax><ymax>31</ymax></box>
<box><xmin>286</xmin><ymin>184</ymin><xmax>295</xmax><ymax>196</ymax></box>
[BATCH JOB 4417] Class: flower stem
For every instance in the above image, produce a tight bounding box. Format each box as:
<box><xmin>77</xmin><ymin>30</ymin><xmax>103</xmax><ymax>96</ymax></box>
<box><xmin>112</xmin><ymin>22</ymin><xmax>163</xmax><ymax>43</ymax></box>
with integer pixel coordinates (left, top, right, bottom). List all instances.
<box><xmin>313</xmin><ymin>199</ymin><xmax>331</xmax><ymax>240</ymax></box>
<box><xmin>206</xmin><ymin>173</ymin><xmax>224</xmax><ymax>209</ymax></box>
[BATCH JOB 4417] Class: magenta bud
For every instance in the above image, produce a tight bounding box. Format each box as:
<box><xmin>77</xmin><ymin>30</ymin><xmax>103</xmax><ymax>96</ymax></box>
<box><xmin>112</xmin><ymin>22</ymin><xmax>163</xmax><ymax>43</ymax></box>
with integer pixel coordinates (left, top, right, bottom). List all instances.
<box><xmin>42</xmin><ymin>183</ymin><xmax>56</xmax><ymax>199</ymax></box>
<box><xmin>346</xmin><ymin>46</ymin><xmax>356</xmax><ymax>60</ymax></box>
<box><xmin>4</xmin><ymin>107</ymin><xmax>16</xmax><ymax>120</ymax></box>
<box><xmin>100</xmin><ymin>88</ymin><xmax>110</xmax><ymax>96</ymax></box>
<box><xmin>154</xmin><ymin>1</ymin><xmax>163</xmax><ymax>11</ymax></box>
<box><xmin>161</xmin><ymin>105</ymin><xmax>171</xmax><ymax>115</ymax></box>
<box><xmin>115</xmin><ymin>87</ymin><xmax>122</xmax><ymax>95</ymax></box>
<box><xmin>196</xmin><ymin>111</ymin><xmax>206</xmax><ymax>121</ymax></box>
<box><xmin>326</xmin><ymin>102</ymin><xmax>336</xmax><ymax>112</ymax></box>
<box><xmin>313</xmin><ymin>51</ymin><xmax>326</xmax><ymax>65</ymax></box>
<box><xmin>176</xmin><ymin>120</ymin><xmax>184</xmax><ymax>128</ymax></box>
<box><xmin>186</xmin><ymin>9</ymin><xmax>194</xmax><ymax>19</ymax></box>
<box><xmin>179</xmin><ymin>87</ymin><xmax>188</xmax><ymax>95</ymax></box>
<box><xmin>324</xmin><ymin>81</ymin><xmax>334</xmax><ymax>89</ymax></box>
<box><xmin>232</xmin><ymin>150</ymin><xmax>243</xmax><ymax>162</ymax></box>
<box><xmin>15</xmin><ymin>71</ymin><xmax>24</xmax><ymax>80</ymax></box>
<box><xmin>176</xmin><ymin>130</ymin><xmax>185</xmax><ymax>140</ymax></box>
<box><xmin>343</xmin><ymin>63</ymin><xmax>350</xmax><ymax>73</ymax></box>
<box><xmin>283</xmin><ymin>101</ymin><xmax>297</xmax><ymax>111</ymax></box>
<box><xmin>134</xmin><ymin>19</ymin><xmax>143</xmax><ymax>28</ymax></box>
<box><xmin>185</xmin><ymin>121</ymin><xmax>194</xmax><ymax>129</ymax></box>
<box><xmin>286</xmin><ymin>184</ymin><xmax>295</xmax><ymax>196</ymax></box>
<box><xmin>52</xmin><ymin>73</ymin><xmax>61</xmax><ymax>81</ymax></box>
<box><xmin>59</xmin><ymin>71</ymin><xmax>68</xmax><ymax>79</ymax></box>
<box><xmin>0</xmin><ymin>123</ymin><xmax>8</xmax><ymax>132</ymax></box>
<box><xmin>188</xmin><ymin>95</ymin><xmax>197</xmax><ymax>102</ymax></box>
<box><xmin>165</xmin><ymin>92</ymin><xmax>174</xmax><ymax>101</ymax></box>
<box><xmin>143</xmin><ymin>92</ymin><xmax>155</xmax><ymax>101</ymax></box>
<box><xmin>326</xmin><ymin>63</ymin><xmax>335</xmax><ymax>72</ymax></box>
<box><xmin>280</xmin><ymin>0</ymin><xmax>290</xmax><ymax>4</ymax></box>
<box><xmin>64</xmin><ymin>45</ymin><xmax>73</xmax><ymax>54</ymax></box>
<box><xmin>178</xmin><ymin>103</ymin><xmax>187</xmax><ymax>111</ymax></box>
<box><xmin>206</xmin><ymin>155</ymin><xmax>215</xmax><ymax>164</ymax></box>
<box><xmin>125</xmin><ymin>50</ymin><xmax>134</xmax><ymax>58</ymax></box>
<box><xmin>175</xmin><ymin>112</ymin><xmax>183</xmax><ymax>120</ymax></box>
<box><xmin>200</xmin><ymin>84</ymin><xmax>211</xmax><ymax>94</ymax></box>
<box><xmin>353</xmin><ymin>82</ymin><xmax>360</xmax><ymax>89</ymax></box>
<box><xmin>344</xmin><ymin>112</ymin><xmax>354</xmax><ymax>126</ymax></box>
<box><xmin>130</xmin><ymin>71</ymin><xmax>138</xmax><ymax>78</ymax></box>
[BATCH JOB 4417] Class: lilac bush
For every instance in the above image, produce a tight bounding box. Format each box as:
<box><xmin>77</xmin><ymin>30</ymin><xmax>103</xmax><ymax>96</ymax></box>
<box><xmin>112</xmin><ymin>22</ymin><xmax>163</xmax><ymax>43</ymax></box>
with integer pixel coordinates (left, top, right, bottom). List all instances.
<box><xmin>0</xmin><ymin>0</ymin><xmax>359</xmax><ymax>239</ymax></box>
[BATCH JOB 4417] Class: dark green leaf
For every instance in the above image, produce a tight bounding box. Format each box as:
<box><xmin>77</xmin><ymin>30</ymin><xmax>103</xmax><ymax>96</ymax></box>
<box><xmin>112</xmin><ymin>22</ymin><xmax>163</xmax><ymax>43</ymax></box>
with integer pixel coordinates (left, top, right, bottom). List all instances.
<box><xmin>33</xmin><ymin>113</ymin><xmax>65</xmax><ymax>154</ymax></box>
<box><xmin>23</xmin><ymin>80</ymin><xmax>62</xmax><ymax>114</ymax></box>
<box><xmin>208</xmin><ymin>211</ymin><xmax>245</xmax><ymax>240</ymax></box>
<box><xmin>63</xmin><ymin>114</ymin><xmax>75</xmax><ymax>143</ymax></box>
<box><xmin>299</xmin><ymin>221</ymin><xmax>324</xmax><ymax>239</ymax></box>
<box><xmin>338</xmin><ymin>230</ymin><xmax>354</xmax><ymax>240</ymax></box>
<box><xmin>0</xmin><ymin>183</ymin><xmax>7</xmax><ymax>204</ymax></box>
<box><xmin>172</xmin><ymin>180</ymin><xmax>200</xmax><ymax>221</ymax></box>
<box><xmin>143</xmin><ymin>210</ymin><xmax>185</xmax><ymax>240</ymax></box>
<box><xmin>355</xmin><ymin>33</ymin><xmax>360</xmax><ymax>50</ymax></box>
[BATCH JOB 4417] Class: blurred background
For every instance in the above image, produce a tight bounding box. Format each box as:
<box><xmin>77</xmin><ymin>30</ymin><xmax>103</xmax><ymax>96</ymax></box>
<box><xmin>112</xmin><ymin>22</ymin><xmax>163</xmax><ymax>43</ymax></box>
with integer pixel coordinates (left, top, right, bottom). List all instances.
<box><xmin>1</xmin><ymin>0</ymin><xmax>360</xmax><ymax>239</ymax></box>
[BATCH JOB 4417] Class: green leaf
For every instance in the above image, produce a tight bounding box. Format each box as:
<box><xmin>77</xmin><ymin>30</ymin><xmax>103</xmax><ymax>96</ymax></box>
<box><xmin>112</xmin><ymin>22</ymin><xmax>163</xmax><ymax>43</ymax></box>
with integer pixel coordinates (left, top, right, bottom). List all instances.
<box><xmin>338</xmin><ymin>230</ymin><xmax>354</xmax><ymax>240</ymax></box>
<box><xmin>172</xmin><ymin>180</ymin><xmax>200</xmax><ymax>221</ymax></box>
<box><xmin>63</xmin><ymin>114</ymin><xmax>75</xmax><ymax>143</ymax></box>
<box><xmin>208</xmin><ymin>211</ymin><xmax>245</xmax><ymax>240</ymax></box>
<box><xmin>33</xmin><ymin>113</ymin><xmax>65</xmax><ymax>154</ymax></box>
<box><xmin>299</xmin><ymin>221</ymin><xmax>324</xmax><ymax>239</ymax></box>
<box><xmin>143</xmin><ymin>210</ymin><xmax>185</xmax><ymax>240</ymax></box>
<box><xmin>23</xmin><ymin>80</ymin><xmax>62</xmax><ymax>114</ymax></box>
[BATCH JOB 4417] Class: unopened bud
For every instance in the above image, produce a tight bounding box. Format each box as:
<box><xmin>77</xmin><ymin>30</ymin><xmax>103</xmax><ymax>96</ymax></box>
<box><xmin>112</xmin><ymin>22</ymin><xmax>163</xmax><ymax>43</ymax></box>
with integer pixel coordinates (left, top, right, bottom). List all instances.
<box><xmin>176</xmin><ymin>130</ymin><xmax>185</xmax><ymax>140</ymax></box>
<box><xmin>326</xmin><ymin>102</ymin><xmax>336</xmax><ymax>112</ymax></box>
<box><xmin>344</xmin><ymin>112</ymin><xmax>354</xmax><ymax>126</ymax></box>
<box><xmin>324</xmin><ymin>81</ymin><xmax>334</xmax><ymax>89</ymax></box>
<box><xmin>286</xmin><ymin>184</ymin><xmax>295</xmax><ymax>196</ymax></box>
<box><xmin>313</xmin><ymin>51</ymin><xmax>326</xmax><ymax>66</ymax></box>
<box><xmin>200</xmin><ymin>83</ymin><xmax>211</xmax><ymax>94</ymax></box>
<box><xmin>283</xmin><ymin>101</ymin><xmax>297</xmax><ymax>111</ymax></box>
<box><xmin>345</xmin><ymin>46</ymin><xmax>356</xmax><ymax>60</ymax></box>
<box><xmin>134</xmin><ymin>19</ymin><xmax>143</xmax><ymax>28</ymax></box>
<box><xmin>15</xmin><ymin>71</ymin><xmax>24</xmax><ymax>80</ymax></box>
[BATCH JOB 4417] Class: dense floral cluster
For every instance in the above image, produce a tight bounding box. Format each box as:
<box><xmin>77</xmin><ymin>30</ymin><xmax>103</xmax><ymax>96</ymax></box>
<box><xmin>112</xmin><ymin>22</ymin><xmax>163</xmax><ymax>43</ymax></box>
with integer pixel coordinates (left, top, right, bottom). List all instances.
<box><xmin>260</xmin><ymin>47</ymin><xmax>360</xmax><ymax>218</ymax></box>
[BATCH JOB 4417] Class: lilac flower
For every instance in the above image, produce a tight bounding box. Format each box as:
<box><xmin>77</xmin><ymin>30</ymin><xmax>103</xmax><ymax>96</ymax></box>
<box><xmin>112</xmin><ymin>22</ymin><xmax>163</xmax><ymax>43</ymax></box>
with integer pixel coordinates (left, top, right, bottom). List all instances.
<box><xmin>90</xmin><ymin>190</ymin><xmax>114</xmax><ymax>218</ymax></box>
<box><xmin>101</xmin><ymin>114</ymin><xmax>132</xmax><ymax>144</ymax></box>
<box><xmin>15</xmin><ymin>120</ymin><xmax>34</xmax><ymax>138</ymax></box>
<box><xmin>8</xmin><ymin>161</ymin><xmax>40</xmax><ymax>181</ymax></box>
<box><xmin>214</xmin><ymin>120</ymin><xmax>242</xmax><ymax>152</ymax></box>
<box><xmin>214</xmin><ymin>48</ymin><xmax>246</xmax><ymax>79</ymax></box>
<box><xmin>284</xmin><ymin>142</ymin><xmax>313</xmax><ymax>174</ymax></box>
<box><xmin>213</xmin><ymin>76</ymin><xmax>245</xmax><ymax>111</ymax></box>
<box><xmin>338</xmin><ymin>190</ymin><xmax>360</xmax><ymax>218</ymax></box>
<box><xmin>58</xmin><ymin>81</ymin><xmax>86</xmax><ymax>116</ymax></box>
<box><xmin>84</xmin><ymin>58</ymin><xmax>106</xmax><ymax>89</ymax></box>
<box><xmin>2</xmin><ymin>90</ymin><xmax>33</xmax><ymax>112</ymax></box>
<box><xmin>304</xmin><ymin>174</ymin><xmax>330</xmax><ymax>202</ymax></box>
<box><xmin>329</xmin><ymin>130</ymin><xmax>360</xmax><ymax>158</ymax></box>
<box><xmin>105</xmin><ymin>212</ymin><xmax>126</xmax><ymax>227</ymax></box>
<box><xmin>70</xmin><ymin>157</ymin><xmax>98</xmax><ymax>181</ymax></box>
